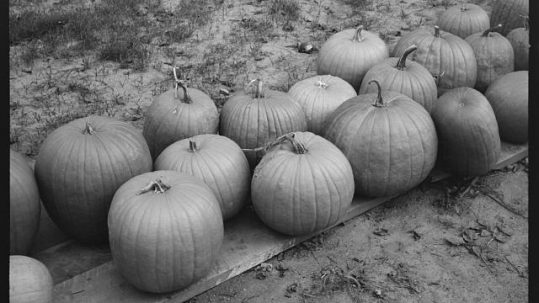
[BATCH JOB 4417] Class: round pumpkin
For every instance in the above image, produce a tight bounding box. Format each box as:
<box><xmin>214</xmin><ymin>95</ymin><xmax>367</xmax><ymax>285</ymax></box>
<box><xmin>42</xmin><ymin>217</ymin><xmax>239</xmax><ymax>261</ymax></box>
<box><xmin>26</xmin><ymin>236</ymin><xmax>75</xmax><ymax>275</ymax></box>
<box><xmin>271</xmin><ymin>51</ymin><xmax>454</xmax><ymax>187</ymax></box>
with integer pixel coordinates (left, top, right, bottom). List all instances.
<box><xmin>359</xmin><ymin>44</ymin><xmax>438</xmax><ymax>113</ymax></box>
<box><xmin>108</xmin><ymin>170</ymin><xmax>223</xmax><ymax>293</ymax></box>
<box><xmin>490</xmin><ymin>0</ymin><xmax>529</xmax><ymax>35</ymax></box>
<box><xmin>143</xmin><ymin>78</ymin><xmax>219</xmax><ymax>159</ymax></box>
<box><xmin>220</xmin><ymin>79</ymin><xmax>307</xmax><ymax>168</ymax></box>
<box><xmin>10</xmin><ymin>150</ymin><xmax>41</xmax><ymax>255</ymax></box>
<box><xmin>506</xmin><ymin>17</ymin><xmax>529</xmax><ymax>71</ymax></box>
<box><xmin>438</xmin><ymin>3</ymin><xmax>490</xmax><ymax>39</ymax></box>
<box><xmin>154</xmin><ymin>134</ymin><xmax>251</xmax><ymax>220</ymax></box>
<box><xmin>10</xmin><ymin>255</ymin><xmax>53</xmax><ymax>303</ymax></box>
<box><xmin>317</xmin><ymin>25</ymin><xmax>389</xmax><ymax>91</ymax></box>
<box><xmin>485</xmin><ymin>71</ymin><xmax>528</xmax><ymax>144</ymax></box>
<box><xmin>251</xmin><ymin>132</ymin><xmax>355</xmax><ymax>236</ymax></box>
<box><xmin>392</xmin><ymin>25</ymin><xmax>477</xmax><ymax>96</ymax></box>
<box><xmin>324</xmin><ymin>80</ymin><xmax>438</xmax><ymax>198</ymax></box>
<box><xmin>34</xmin><ymin>116</ymin><xmax>153</xmax><ymax>244</ymax></box>
<box><xmin>288</xmin><ymin>75</ymin><xmax>357</xmax><ymax>135</ymax></box>
<box><xmin>432</xmin><ymin>87</ymin><xmax>501</xmax><ymax>176</ymax></box>
<box><xmin>465</xmin><ymin>24</ymin><xmax>515</xmax><ymax>92</ymax></box>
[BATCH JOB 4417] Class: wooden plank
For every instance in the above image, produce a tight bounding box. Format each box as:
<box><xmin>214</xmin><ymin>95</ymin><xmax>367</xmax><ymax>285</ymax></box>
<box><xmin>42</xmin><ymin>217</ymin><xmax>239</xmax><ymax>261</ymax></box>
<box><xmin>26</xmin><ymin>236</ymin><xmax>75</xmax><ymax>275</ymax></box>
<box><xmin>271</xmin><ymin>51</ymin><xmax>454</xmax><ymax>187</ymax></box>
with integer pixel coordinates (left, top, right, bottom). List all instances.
<box><xmin>35</xmin><ymin>142</ymin><xmax>527</xmax><ymax>303</ymax></box>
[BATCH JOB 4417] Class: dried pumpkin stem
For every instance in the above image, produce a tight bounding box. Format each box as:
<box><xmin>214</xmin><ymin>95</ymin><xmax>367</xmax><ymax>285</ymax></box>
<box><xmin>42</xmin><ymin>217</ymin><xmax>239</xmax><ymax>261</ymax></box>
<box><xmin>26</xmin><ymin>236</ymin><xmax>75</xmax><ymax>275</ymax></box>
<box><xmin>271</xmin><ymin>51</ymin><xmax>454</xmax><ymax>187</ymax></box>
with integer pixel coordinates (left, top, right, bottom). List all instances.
<box><xmin>396</xmin><ymin>45</ymin><xmax>417</xmax><ymax>70</ymax></box>
<box><xmin>434</xmin><ymin>25</ymin><xmax>440</xmax><ymax>38</ymax></box>
<box><xmin>137</xmin><ymin>179</ymin><xmax>171</xmax><ymax>195</ymax></box>
<box><xmin>83</xmin><ymin>121</ymin><xmax>95</xmax><ymax>135</ymax></box>
<box><xmin>173</xmin><ymin>67</ymin><xmax>192</xmax><ymax>104</ymax></box>
<box><xmin>353</xmin><ymin>25</ymin><xmax>365</xmax><ymax>42</ymax></box>
<box><xmin>521</xmin><ymin>15</ymin><xmax>529</xmax><ymax>30</ymax></box>
<box><xmin>315</xmin><ymin>76</ymin><xmax>329</xmax><ymax>89</ymax></box>
<box><xmin>247</xmin><ymin>79</ymin><xmax>265</xmax><ymax>98</ymax></box>
<box><xmin>369</xmin><ymin>80</ymin><xmax>386</xmax><ymax>107</ymax></box>
<box><xmin>286</xmin><ymin>134</ymin><xmax>307</xmax><ymax>154</ymax></box>
<box><xmin>189</xmin><ymin>140</ymin><xmax>198</xmax><ymax>152</ymax></box>
<box><xmin>482</xmin><ymin>24</ymin><xmax>502</xmax><ymax>37</ymax></box>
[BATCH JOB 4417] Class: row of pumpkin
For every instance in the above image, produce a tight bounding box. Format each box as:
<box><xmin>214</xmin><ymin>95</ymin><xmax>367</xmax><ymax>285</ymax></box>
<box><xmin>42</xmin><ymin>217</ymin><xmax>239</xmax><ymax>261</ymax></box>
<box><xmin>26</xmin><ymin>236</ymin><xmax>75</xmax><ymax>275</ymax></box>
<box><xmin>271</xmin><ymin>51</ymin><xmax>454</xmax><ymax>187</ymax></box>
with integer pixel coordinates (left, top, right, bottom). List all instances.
<box><xmin>10</xmin><ymin>0</ymin><xmax>529</xmax><ymax>300</ymax></box>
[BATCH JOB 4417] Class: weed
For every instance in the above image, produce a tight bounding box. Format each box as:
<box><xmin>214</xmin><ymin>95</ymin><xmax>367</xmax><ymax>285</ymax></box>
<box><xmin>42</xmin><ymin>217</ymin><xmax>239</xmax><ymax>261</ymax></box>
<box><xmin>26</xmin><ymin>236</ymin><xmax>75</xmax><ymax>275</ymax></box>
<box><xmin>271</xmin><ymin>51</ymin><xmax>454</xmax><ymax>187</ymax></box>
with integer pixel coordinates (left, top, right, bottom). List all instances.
<box><xmin>267</xmin><ymin>0</ymin><xmax>300</xmax><ymax>24</ymax></box>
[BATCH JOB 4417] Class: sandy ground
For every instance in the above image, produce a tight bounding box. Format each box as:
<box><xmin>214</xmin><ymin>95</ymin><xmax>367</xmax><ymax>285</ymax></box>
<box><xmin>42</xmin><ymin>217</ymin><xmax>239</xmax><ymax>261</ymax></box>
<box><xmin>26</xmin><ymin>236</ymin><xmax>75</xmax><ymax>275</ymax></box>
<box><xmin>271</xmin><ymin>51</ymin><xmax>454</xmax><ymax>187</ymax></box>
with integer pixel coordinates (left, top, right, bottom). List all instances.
<box><xmin>9</xmin><ymin>0</ymin><xmax>528</xmax><ymax>302</ymax></box>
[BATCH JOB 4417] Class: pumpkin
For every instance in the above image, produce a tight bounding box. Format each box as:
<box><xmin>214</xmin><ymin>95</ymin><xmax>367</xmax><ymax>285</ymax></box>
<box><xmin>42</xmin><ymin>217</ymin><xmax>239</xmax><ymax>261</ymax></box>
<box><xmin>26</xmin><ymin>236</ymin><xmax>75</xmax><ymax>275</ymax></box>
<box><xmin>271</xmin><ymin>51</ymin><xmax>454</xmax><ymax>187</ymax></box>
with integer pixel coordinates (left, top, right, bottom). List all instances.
<box><xmin>359</xmin><ymin>45</ymin><xmax>438</xmax><ymax>113</ymax></box>
<box><xmin>251</xmin><ymin>132</ymin><xmax>354</xmax><ymax>236</ymax></box>
<box><xmin>465</xmin><ymin>24</ymin><xmax>514</xmax><ymax>92</ymax></box>
<box><xmin>506</xmin><ymin>16</ymin><xmax>529</xmax><ymax>71</ymax></box>
<box><xmin>392</xmin><ymin>25</ymin><xmax>477</xmax><ymax>96</ymax></box>
<box><xmin>34</xmin><ymin>116</ymin><xmax>153</xmax><ymax>244</ymax></box>
<box><xmin>438</xmin><ymin>3</ymin><xmax>490</xmax><ymax>39</ymax></box>
<box><xmin>220</xmin><ymin>79</ymin><xmax>307</xmax><ymax>168</ymax></box>
<box><xmin>10</xmin><ymin>255</ymin><xmax>53</xmax><ymax>303</ymax></box>
<box><xmin>490</xmin><ymin>0</ymin><xmax>529</xmax><ymax>35</ymax></box>
<box><xmin>108</xmin><ymin>170</ymin><xmax>223</xmax><ymax>293</ymax></box>
<box><xmin>10</xmin><ymin>150</ymin><xmax>41</xmax><ymax>255</ymax></box>
<box><xmin>288</xmin><ymin>75</ymin><xmax>357</xmax><ymax>135</ymax></box>
<box><xmin>485</xmin><ymin>71</ymin><xmax>528</xmax><ymax>144</ymax></box>
<box><xmin>324</xmin><ymin>80</ymin><xmax>438</xmax><ymax>198</ymax></box>
<box><xmin>317</xmin><ymin>25</ymin><xmax>389</xmax><ymax>91</ymax></box>
<box><xmin>143</xmin><ymin>69</ymin><xmax>219</xmax><ymax>159</ymax></box>
<box><xmin>432</xmin><ymin>87</ymin><xmax>501</xmax><ymax>176</ymax></box>
<box><xmin>154</xmin><ymin>134</ymin><xmax>251</xmax><ymax>220</ymax></box>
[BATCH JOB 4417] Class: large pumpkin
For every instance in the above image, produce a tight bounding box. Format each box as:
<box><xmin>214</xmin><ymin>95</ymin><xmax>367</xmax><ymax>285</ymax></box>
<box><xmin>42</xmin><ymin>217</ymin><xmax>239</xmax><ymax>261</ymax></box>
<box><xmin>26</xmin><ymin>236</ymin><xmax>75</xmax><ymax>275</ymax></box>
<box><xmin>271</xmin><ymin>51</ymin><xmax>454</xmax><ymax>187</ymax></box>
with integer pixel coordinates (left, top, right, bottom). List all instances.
<box><xmin>432</xmin><ymin>87</ymin><xmax>501</xmax><ymax>176</ymax></box>
<box><xmin>438</xmin><ymin>3</ymin><xmax>490</xmax><ymax>39</ymax></box>
<box><xmin>324</xmin><ymin>80</ymin><xmax>438</xmax><ymax>198</ymax></box>
<box><xmin>143</xmin><ymin>74</ymin><xmax>219</xmax><ymax>159</ymax></box>
<box><xmin>506</xmin><ymin>17</ymin><xmax>529</xmax><ymax>71</ymax></box>
<box><xmin>490</xmin><ymin>0</ymin><xmax>529</xmax><ymax>35</ymax></box>
<box><xmin>34</xmin><ymin>116</ymin><xmax>153</xmax><ymax>244</ymax></box>
<box><xmin>10</xmin><ymin>255</ymin><xmax>53</xmax><ymax>303</ymax></box>
<box><xmin>485</xmin><ymin>71</ymin><xmax>528</xmax><ymax>144</ymax></box>
<box><xmin>317</xmin><ymin>25</ymin><xmax>389</xmax><ymax>90</ymax></box>
<box><xmin>108</xmin><ymin>170</ymin><xmax>223</xmax><ymax>293</ymax></box>
<box><xmin>220</xmin><ymin>79</ymin><xmax>307</xmax><ymax>168</ymax></box>
<box><xmin>251</xmin><ymin>132</ymin><xmax>355</xmax><ymax>236</ymax></box>
<box><xmin>359</xmin><ymin>44</ymin><xmax>438</xmax><ymax>113</ymax></box>
<box><xmin>392</xmin><ymin>25</ymin><xmax>477</xmax><ymax>96</ymax></box>
<box><xmin>10</xmin><ymin>150</ymin><xmax>41</xmax><ymax>255</ymax></box>
<box><xmin>155</xmin><ymin>134</ymin><xmax>251</xmax><ymax>220</ymax></box>
<box><xmin>465</xmin><ymin>24</ymin><xmax>514</xmax><ymax>92</ymax></box>
<box><xmin>288</xmin><ymin>75</ymin><xmax>357</xmax><ymax>135</ymax></box>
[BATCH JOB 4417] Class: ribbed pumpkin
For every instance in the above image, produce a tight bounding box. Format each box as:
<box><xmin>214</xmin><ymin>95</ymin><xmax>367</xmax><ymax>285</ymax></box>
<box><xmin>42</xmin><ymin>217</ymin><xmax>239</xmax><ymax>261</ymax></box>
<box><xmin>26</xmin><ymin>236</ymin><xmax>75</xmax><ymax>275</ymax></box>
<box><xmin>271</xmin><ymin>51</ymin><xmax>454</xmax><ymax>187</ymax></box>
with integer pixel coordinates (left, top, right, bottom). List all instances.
<box><xmin>220</xmin><ymin>79</ymin><xmax>307</xmax><ymax>168</ymax></box>
<box><xmin>251</xmin><ymin>132</ymin><xmax>354</xmax><ymax>236</ymax></box>
<box><xmin>288</xmin><ymin>75</ymin><xmax>357</xmax><ymax>135</ymax></box>
<box><xmin>108</xmin><ymin>170</ymin><xmax>223</xmax><ymax>293</ymax></box>
<box><xmin>438</xmin><ymin>3</ymin><xmax>490</xmax><ymax>39</ymax></box>
<box><xmin>143</xmin><ymin>72</ymin><xmax>219</xmax><ymax>159</ymax></box>
<box><xmin>324</xmin><ymin>81</ymin><xmax>438</xmax><ymax>198</ymax></box>
<box><xmin>432</xmin><ymin>87</ymin><xmax>501</xmax><ymax>176</ymax></box>
<box><xmin>10</xmin><ymin>150</ymin><xmax>41</xmax><ymax>255</ymax></box>
<box><xmin>485</xmin><ymin>71</ymin><xmax>528</xmax><ymax>144</ymax></box>
<box><xmin>317</xmin><ymin>25</ymin><xmax>389</xmax><ymax>90</ymax></box>
<box><xmin>392</xmin><ymin>25</ymin><xmax>477</xmax><ymax>96</ymax></box>
<box><xmin>154</xmin><ymin>134</ymin><xmax>251</xmax><ymax>220</ymax></box>
<box><xmin>359</xmin><ymin>45</ymin><xmax>438</xmax><ymax>113</ymax></box>
<box><xmin>465</xmin><ymin>24</ymin><xmax>515</xmax><ymax>92</ymax></box>
<box><xmin>34</xmin><ymin>116</ymin><xmax>153</xmax><ymax>244</ymax></box>
<box><xmin>490</xmin><ymin>0</ymin><xmax>529</xmax><ymax>35</ymax></box>
<box><xmin>10</xmin><ymin>255</ymin><xmax>53</xmax><ymax>303</ymax></box>
<box><xmin>507</xmin><ymin>17</ymin><xmax>529</xmax><ymax>71</ymax></box>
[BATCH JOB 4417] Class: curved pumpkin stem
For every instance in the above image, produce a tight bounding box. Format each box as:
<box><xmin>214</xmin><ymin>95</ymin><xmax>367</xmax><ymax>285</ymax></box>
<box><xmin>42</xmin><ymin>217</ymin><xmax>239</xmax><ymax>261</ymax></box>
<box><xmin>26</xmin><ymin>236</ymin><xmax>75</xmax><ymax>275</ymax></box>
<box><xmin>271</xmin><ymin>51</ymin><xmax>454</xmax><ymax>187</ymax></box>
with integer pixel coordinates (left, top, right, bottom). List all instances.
<box><xmin>288</xmin><ymin>135</ymin><xmax>307</xmax><ymax>154</ymax></box>
<box><xmin>369</xmin><ymin>80</ymin><xmax>386</xmax><ymax>107</ymax></box>
<box><xmin>173</xmin><ymin>67</ymin><xmax>192</xmax><ymax>104</ymax></box>
<box><xmin>353</xmin><ymin>25</ymin><xmax>365</xmax><ymax>42</ymax></box>
<box><xmin>482</xmin><ymin>24</ymin><xmax>502</xmax><ymax>37</ymax></box>
<box><xmin>137</xmin><ymin>179</ymin><xmax>171</xmax><ymax>195</ymax></box>
<box><xmin>396</xmin><ymin>45</ymin><xmax>417</xmax><ymax>70</ymax></box>
<box><xmin>434</xmin><ymin>25</ymin><xmax>440</xmax><ymax>38</ymax></box>
<box><xmin>83</xmin><ymin>121</ymin><xmax>95</xmax><ymax>135</ymax></box>
<box><xmin>189</xmin><ymin>140</ymin><xmax>198</xmax><ymax>152</ymax></box>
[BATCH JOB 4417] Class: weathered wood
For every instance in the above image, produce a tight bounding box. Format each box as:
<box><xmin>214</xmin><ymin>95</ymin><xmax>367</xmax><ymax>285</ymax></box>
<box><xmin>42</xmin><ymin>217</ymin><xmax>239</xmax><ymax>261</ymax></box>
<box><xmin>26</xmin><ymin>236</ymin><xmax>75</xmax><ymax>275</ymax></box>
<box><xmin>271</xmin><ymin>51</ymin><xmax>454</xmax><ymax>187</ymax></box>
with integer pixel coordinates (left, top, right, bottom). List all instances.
<box><xmin>32</xmin><ymin>142</ymin><xmax>527</xmax><ymax>303</ymax></box>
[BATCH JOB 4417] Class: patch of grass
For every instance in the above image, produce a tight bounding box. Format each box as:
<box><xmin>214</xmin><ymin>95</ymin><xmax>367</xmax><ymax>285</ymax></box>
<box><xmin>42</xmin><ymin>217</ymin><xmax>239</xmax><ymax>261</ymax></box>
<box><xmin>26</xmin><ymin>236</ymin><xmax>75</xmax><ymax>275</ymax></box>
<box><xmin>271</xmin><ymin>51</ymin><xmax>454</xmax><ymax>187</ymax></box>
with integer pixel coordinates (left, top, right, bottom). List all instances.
<box><xmin>267</xmin><ymin>0</ymin><xmax>300</xmax><ymax>23</ymax></box>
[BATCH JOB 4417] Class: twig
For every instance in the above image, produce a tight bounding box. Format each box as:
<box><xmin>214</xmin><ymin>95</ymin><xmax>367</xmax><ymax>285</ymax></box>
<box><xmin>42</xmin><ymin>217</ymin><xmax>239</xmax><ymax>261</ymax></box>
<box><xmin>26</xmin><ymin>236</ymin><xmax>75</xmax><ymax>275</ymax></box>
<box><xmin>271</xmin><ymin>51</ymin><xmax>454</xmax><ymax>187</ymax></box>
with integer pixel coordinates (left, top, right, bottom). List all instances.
<box><xmin>482</xmin><ymin>192</ymin><xmax>527</xmax><ymax>219</ymax></box>
<box><xmin>458</xmin><ymin>176</ymin><xmax>479</xmax><ymax>198</ymax></box>
<box><xmin>504</xmin><ymin>256</ymin><xmax>527</xmax><ymax>278</ymax></box>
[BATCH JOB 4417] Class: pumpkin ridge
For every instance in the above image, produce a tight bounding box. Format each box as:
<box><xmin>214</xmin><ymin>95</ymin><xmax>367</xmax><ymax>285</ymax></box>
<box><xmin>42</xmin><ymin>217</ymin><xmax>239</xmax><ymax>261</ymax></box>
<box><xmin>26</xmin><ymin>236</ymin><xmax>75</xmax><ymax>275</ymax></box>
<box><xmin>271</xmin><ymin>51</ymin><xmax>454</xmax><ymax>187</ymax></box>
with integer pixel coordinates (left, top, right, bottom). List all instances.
<box><xmin>399</xmin><ymin>103</ymin><xmax>428</xmax><ymax>183</ymax></box>
<box><xmin>395</xmin><ymin>106</ymin><xmax>415</xmax><ymax>191</ymax></box>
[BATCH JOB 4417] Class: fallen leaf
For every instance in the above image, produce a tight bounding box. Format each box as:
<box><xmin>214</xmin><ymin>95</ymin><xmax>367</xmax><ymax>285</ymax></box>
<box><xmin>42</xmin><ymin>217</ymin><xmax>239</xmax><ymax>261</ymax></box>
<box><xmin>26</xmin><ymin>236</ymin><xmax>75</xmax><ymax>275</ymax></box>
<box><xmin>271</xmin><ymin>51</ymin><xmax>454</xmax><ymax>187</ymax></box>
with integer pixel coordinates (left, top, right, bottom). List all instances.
<box><xmin>373</xmin><ymin>228</ymin><xmax>389</xmax><ymax>236</ymax></box>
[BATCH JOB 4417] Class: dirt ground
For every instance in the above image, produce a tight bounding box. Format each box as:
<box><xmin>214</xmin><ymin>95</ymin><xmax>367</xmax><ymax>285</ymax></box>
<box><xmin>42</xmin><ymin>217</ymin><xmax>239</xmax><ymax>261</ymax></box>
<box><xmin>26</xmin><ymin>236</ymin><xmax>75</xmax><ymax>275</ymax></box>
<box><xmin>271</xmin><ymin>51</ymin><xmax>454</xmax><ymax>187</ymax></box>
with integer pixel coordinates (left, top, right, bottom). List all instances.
<box><xmin>9</xmin><ymin>0</ymin><xmax>528</xmax><ymax>302</ymax></box>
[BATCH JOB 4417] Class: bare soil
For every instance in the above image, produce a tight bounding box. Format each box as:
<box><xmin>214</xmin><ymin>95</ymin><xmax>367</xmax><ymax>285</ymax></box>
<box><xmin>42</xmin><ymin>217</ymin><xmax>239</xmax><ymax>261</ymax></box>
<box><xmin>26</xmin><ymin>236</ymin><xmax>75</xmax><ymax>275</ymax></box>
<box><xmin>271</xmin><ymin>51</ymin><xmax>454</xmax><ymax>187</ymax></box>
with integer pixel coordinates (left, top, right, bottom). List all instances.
<box><xmin>9</xmin><ymin>0</ymin><xmax>528</xmax><ymax>302</ymax></box>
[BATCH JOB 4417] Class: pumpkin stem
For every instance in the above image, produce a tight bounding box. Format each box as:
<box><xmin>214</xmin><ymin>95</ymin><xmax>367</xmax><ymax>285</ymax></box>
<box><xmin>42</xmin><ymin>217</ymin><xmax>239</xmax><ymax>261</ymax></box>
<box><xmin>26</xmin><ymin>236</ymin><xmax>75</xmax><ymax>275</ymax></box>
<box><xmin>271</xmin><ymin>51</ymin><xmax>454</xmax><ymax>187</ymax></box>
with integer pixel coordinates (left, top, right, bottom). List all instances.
<box><xmin>369</xmin><ymin>80</ymin><xmax>386</xmax><ymax>107</ymax></box>
<box><xmin>287</xmin><ymin>134</ymin><xmax>307</xmax><ymax>154</ymax></box>
<box><xmin>315</xmin><ymin>76</ymin><xmax>329</xmax><ymax>89</ymax></box>
<box><xmin>173</xmin><ymin>67</ymin><xmax>192</xmax><ymax>104</ymax></box>
<box><xmin>434</xmin><ymin>25</ymin><xmax>440</xmax><ymax>38</ymax></box>
<box><xmin>247</xmin><ymin>79</ymin><xmax>265</xmax><ymax>98</ymax></box>
<box><xmin>482</xmin><ymin>24</ymin><xmax>502</xmax><ymax>37</ymax></box>
<box><xmin>460</xmin><ymin>4</ymin><xmax>468</xmax><ymax>12</ymax></box>
<box><xmin>189</xmin><ymin>140</ymin><xmax>197</xmax><ymax>152</ymax></box>
<box><xmin>137</xmin><ymin>179</ymin><xmax>171</xmax><ymax>195</ymax></box>
<box><xmin>432</xmin><ymin>71</ymin><xmax>445</xmax><ymax>87</ymax></box>
<box><xmin>83</xmin><ymin>121</ymin><xmax>95</xmax><ymax>135</ymax></box>
<box><xmin>353</xmin><ymin>25</ymin><xmax>365</xmax><ymax>42</ymax></box>
<box><xmin>521</xmin><ymin>15</ymin><xmax>529</xmax><ymax>31</ymax></box>
<box><xmin>396</xmin><ymin>45</ymin><xmax>417</xmax><ymax>70</ymax></box>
